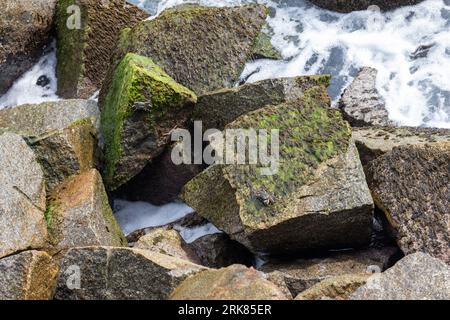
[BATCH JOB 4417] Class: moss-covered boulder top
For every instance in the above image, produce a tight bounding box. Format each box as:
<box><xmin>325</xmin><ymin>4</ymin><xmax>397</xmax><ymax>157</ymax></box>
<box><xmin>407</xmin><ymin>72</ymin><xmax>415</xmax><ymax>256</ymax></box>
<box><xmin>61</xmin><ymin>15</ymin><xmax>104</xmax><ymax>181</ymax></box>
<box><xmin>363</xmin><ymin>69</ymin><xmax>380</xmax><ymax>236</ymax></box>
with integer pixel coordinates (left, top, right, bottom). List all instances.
<box><xmin>56</xmin><ymin>0</ymin><xmax>149</xmax><ymax>98</ymax></box>
<box><xmin>100</xmin><ymin>4</ymin><xmax>268</xmax><ymax>100</ymax></box>
<box><xmin>101</xmin><ymin>53</ymin><xmax>196</xmax><ymax>190</ymax></box>
<box><xmin>182</xmin><ymin>86</ymin><xmax>374</xmax><ymax>254</ymax></box>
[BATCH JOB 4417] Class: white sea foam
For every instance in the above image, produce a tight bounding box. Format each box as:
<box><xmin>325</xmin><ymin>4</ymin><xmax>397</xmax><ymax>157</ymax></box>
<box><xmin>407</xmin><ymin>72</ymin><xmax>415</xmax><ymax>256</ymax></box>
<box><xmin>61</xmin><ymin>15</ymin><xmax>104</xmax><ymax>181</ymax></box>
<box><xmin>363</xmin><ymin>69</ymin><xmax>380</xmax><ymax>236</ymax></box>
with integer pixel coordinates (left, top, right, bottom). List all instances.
<box><xmin>175</xmin><ymin>223</ymin><xmax>222</xmax><ymax>243</ymax></box>
<box><xmin>113</xmin><ymin>199</ymin><xmax>195</xmax><ymax>235</ymax></box>
<box><xmin>155</xmin><ymin>0</ymin><xmax>450</xmax><ymax>128</ymax></box>
<box><xmin>0</xmin><ymin>45</ymin><xmax>59</xmax><ymax>109</ymax></box>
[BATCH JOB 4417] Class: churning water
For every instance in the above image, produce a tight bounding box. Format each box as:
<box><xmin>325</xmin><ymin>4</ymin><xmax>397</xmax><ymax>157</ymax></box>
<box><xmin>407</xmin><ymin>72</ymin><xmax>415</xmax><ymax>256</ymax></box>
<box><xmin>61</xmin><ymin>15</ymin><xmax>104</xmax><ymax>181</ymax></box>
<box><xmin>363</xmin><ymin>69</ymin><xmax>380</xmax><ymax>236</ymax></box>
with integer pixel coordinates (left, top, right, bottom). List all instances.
<box><xmin>1</xmin><ymin>0</ymin><xmax>449</xmax><ymax>129</ymax></box>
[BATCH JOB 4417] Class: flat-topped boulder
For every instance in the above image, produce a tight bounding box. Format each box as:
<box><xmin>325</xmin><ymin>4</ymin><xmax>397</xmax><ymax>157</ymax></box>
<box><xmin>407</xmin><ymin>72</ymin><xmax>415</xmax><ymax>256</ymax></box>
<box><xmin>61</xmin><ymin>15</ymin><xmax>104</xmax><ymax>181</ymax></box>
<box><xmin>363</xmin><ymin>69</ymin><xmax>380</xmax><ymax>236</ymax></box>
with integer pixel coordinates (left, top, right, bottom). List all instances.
<box><xmin>367</xmin><ymin>142</ymin><xmax>450</xmax><ymax>263</ymax></box>
<box><xmin>0</xmin><ymin>251</ymin><xmax>59</xmax><ymax>300</ymax></box>
<box><xmin>353</xmin><ymin>126</ymin><xmax>450</xmax><ymax>165</ymax></box>
<box><xmin>99</xmin><ymin>4</ymin><xmax>269</xmax><ymax>101</ymax></box>
<box><xmin>182</xmin><ymin>86</ymin><xmax>374</xmax><ymax>254</ymax></box>
<box><xmin>56</xmin><ymin>0</ymin><xmax>149</xmax><ymax>98</ymax></box>
<box><xmin>0</xmin><ymin>0</ymin><xmax>56</xmax><ymax>95</ymax></box>
<box><xmin>48</xmin><ymin>169</ymin><xmax>127</xmax><ymax>251</ymax></box>
<box><xmin>55</xmin><ymin>246</ymin><xmax>206</xmax><ymax>300</ymax></box>
<box><xmin>170</xmin><ymin>265</ymin><xmax>287</xmax><ymax>300</ymax></box>
<box><xmin>101</xmin><ymin>53</ymin><xmax>197</xmax><ymax>190</ymax></box>
<box><xmin>0</xmin><ymin>99</ymin><xmax>100</xmax><ymax>137</ymax></box>
<box><xmin>0</xmin><ymin>133</ymin><xmax>48</xmax><ymax>259</ymax></box>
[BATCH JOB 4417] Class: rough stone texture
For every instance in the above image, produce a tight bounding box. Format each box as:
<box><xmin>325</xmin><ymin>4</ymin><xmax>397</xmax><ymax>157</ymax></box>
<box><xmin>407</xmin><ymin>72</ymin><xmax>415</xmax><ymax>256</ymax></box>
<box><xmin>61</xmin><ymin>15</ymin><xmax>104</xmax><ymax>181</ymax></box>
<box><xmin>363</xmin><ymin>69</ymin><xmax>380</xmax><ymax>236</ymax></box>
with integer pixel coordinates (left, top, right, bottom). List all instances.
<box><xmin>0</xmin><ymin>99</ymin><xmax>100</xmax><ymax>137</ymax></box>
<box><xmin>353</xmin><ymin>126</ymin><xmax>450</xmax><ymax>165</ymax></box>
<box><xmin>170</xmin><ymin>265</ymin><xmax>288</xmax><ymax>300</ymax></box>
<box><xmin>182</xmin><ymin>86</ymin><xmax>374</xmax><ymax>254</ymax></box>
<box><xmin>309</xmin><ymin>0</ymin><xmax>424</xmax><ymax>13</ymax></box>
<box><xmin>29</xmin><ymin>120</ymin><xmax>99</xmax><ymax>192</ymax></box>
<box><xmin>351</xmin><ymin>252</ymin><xmax>450</xmax><ymax>300</ymax></box>
<box><xmin>195</xmin><ymin>75</ymin><xmax>331</xmax><ymax>130</ymax></box>
<box><xmin>251</xmin><ymin>29</ymin><xmax>282</xmax><ymax>60</ymax></box>
<box><xmin>0</xmin><ymin>251</ymin><xmax>59</xmax><ymax>300</ymax></box>
<box><xmin>339</xmin><ymin>67</ymin><xmax>392</xmax><ymax>127</ymax></box>
<box><xmin>101</xmin><ymin>53</ymin><xmax>197</xmax><ymax>190</ymax></box>
<box><xmin>189</xmin><ymin>233</ymin><xmax>254</xmax><ymax>268</ymax></box>
<box><xmin>48</xmin><ymin>169</ymin><xmax>127</xmax><ymax>251</ymax></box>
<box><xmin>134</xmin><ymin>227</ymin><xmax>200</xmax><ymax>264</ymax></box>
<box><xmin>295</xmin><ymin>274</ymin><xmax>370</xmax><ymax>300</ymax></box>
<box><xmin>56</xmin><ymin>0</ymin><xmax>149</xmax><ymax>98</ymax></box>
<box><xmin>263</xmin><ymin>247</ymin><xmax>399</xmax><ymax>297</ymax></box>
<box><xmin>55</xmin><ymin>246</ymin><xmax>206</xmax><ymax>300</ymax></box>
<box><xmin>99</xmin><ymin>4</ymin><xmax>268</xmax><ymax>103</ymax></box>
<box><xmin>113</xmin><ymin>141</ymin><xmax>205</xmax><ymax>205</ymax></box>
<box><xmin>0</xmin><ymin>0</ymin><xmax>56</xmax><ymax>95</ymax></box>
<box><xmin>367</xmin><ymin>142</ymin><xmax>450</xmax><ymax>264</ymax></box>
<box><xmin>0</xmin><ymin>133</ymin><xmax>48</xmax><ymax>259</ymax></box>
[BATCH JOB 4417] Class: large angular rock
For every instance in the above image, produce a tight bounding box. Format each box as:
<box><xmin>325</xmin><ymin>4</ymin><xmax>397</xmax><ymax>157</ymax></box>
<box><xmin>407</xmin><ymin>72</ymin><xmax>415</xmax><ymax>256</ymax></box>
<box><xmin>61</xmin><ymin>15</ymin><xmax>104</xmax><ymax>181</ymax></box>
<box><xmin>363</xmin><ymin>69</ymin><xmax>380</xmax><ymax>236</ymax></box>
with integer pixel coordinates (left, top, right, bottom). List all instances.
<box><xmin>182</xmin><ymin>86</ymin><xmax>374</xmax><ymax>254</ymax></box>
<box><xmin>0</xmin><ymin>0</ymin><xmax>56</xmax><ymax>95</ymax></box>
<box><xmin>170</xmin><ymin>265</ymin><xmax>287</xmax><ymax>300</ymax></box>
<box><xmin>353</xmin><ymin>126</ymin><xmax>450</xmax><ymax>165</ymax></box>
<box><xmin>55</xmin><ymin>247</ymin><xmax>206</xmax><ymax>300</ymax></box>
<box><xmin>56</xmin><ymin>0</ymin><xmax>149</xmax><ymax>98</ymax></box>
<box><xmin>134</xmin><ymin>227</ymin><xmax>200</xmax><ymax>263</ymax></box>
<box><xmin>99</xmin><ymin>4</ymin><xmax>268</xmax><ymax>101</ymax></box>
<box><xmin>295</xmin><ymin>274</ymin><xmax>370</xmax><ymax>300</ymax></box>
<box><xmin>0</xmin><ymin>133</ymin><xmax>48</xmax><ymax>259</ymax></box>
<box><xmin>48</xmin><ymin>169</ymin><xmax>127</xmax><ymax>251</ymax></box>
<box><xmin>339</xmin><ymin>67</ymin><xmax>392</xmax><ymax>127</ymax></box>
<box><xmin>0</xmin><ymin>99</ymin><xmax>100</xmax><ymax>137</ymax></box>
<box><xmin>351</xmin><ymin>252</ymin><xmax>450</xmax><ymax>300</ymax></box>
<box><xmin>195</xmin><ymin>75</ymin><xmax>331</xmax><ymax>130</ymax></box>
<box><xmin>29</xmin><ymin>119</ymin><xmax>99</xmax><ymax>192</ymax></box>
<box><xmin>309</xmin><ymin>0</ymin><xmax>424</xmax><ymax>13</ymax></box>
<box><xmin>101</xmin><ymin>53</ymin><xmax>196</xmax><ymax>190</ymax></box>
<box><xmin>189</xmin><ymin>233</ymin><xmax>254</xmax><ymax>268</ymax></box>
<box><xmin>367</xmin><ymin>142</ymin><xmax>450</xmax><ymax>263</ymax></box>
<box><xmin>263</xmin><ymin>247</ymin><xmax>399</xmax><ymax>297</ymax></box>
<box><xmin>0</xmin><ymin>251</ymin><xmax>59</xmax><ymax>300</ymax></box>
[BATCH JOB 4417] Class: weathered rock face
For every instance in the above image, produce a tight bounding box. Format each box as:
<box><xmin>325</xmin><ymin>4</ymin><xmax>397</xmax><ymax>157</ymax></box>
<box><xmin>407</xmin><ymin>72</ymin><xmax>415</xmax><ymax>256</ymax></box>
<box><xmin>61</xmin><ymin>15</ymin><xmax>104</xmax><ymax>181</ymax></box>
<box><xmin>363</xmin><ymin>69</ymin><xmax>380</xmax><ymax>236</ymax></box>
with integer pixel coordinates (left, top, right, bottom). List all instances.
<box><xmin>339</xmin><ymin>67</ymin><xmax>392</xmax><ymax>127</ymax></box>
<box><xmin>189</xmin><ymin>233</ymin><xmax>254</xmax><ymax>268</ymax></box>
<box><xmin>195</xmin><ymin>75</ymin><xmax>331</xmax><ymax>130</ymax></box>
<box><xmin>113</xmin><ymin>141</ymin><xmax>205</xmax><ymax>205</ymax></box>
<box><xmin>263</xmin><ymin>247</ymin><xmax>399</xmax><ymax>297</ymax></box>
<box><xmin>0</xmin><ymin>99</ymin><xmax>100</xmax><ymax>137</ymax></box>
<box><xmin>48</xmin><ymin>169</ymin><xmax>127</xmax><ymax>251</ymax></box>
<box><xmin>309</xmin><ymin>0</ymin><xmax>424</xmax><ymax>13</ymax></box>
<box><xmin>0</xmin><ymin>0</ymin><xmax>56</xmax><ymax>95</ymax></box>
<box><xmin>170</xmin><ymin>265</ymin><xmax>287</xmax><ymax>300</ymax></box>
<box><xmin>0</xmin><ymin>133</ymin><xmax>48</xmax><ymax>259</ymax></box>
<box><xmin>182</xmin><ymin>87</ymin><xmax>374</xmax><ymax>254</ymax></box>
<box><xmin>351</xmin><ymin>252</ymin><xmax>450</xmax><ymax>300</ymax></box>
<box><xmin>101</xmin><ymin>53</ymin><xmax>197</xmax><ymax>190</ymax></box>
<box><xmin>0</xmin><ymin>251</ymin><xmax>59</xmax><ymax>300</ymax></box>
<box><xmin>367</xmin><ymin>142</ymin><xmax>450</xmax><ymax>264</ymax></box>
<box><xmin>55</xmin><ymin>247</ymin><xmax>206</xmax><ymax>300</ymax></box>
<box><xmin>295</xmin><ymin>274</ymin><xmax>370</xmax><ymax>300</ymax></box>
<box><xmin>29</xmin><ymin>120</ymin><xmax>99</xmax><ymax>192</ymax></box>
<box><xmin>134</xmin><ymin>227</ymin><xmax>199</xmax><ymax>263</ymax></box>
<box><xmin>353</xmin><ymin>126</ymin><xmax>450</xmax><ymax>166</ymax></box>
<box><xmin>56</xmin><ymin>0</ymin><xmax>149</xmax><ymax>98</ymax></box>
<box><xmin>100</xmin><ymin>4</ymin><xmax>268</xmax><ymax>101</ymax></box>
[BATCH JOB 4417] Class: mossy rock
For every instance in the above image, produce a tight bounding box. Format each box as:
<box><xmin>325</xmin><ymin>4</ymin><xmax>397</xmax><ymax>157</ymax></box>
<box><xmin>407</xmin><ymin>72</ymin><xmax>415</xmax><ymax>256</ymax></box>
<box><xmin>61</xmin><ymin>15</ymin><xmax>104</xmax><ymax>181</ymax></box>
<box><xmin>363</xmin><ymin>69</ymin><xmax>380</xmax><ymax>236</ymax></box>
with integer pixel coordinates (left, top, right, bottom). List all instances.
<box><xmin>195</xmin><ymin>75</ymin><xmax>331</xmax><ymax>130</ymax></box>
<box><xmin>99</xmin><ymin>4</ymin><xmax>268</xmax><ymax>104</ymax></box>
<box><xmin>56</xmin><ymin>0</ymin><xmax>148</xmax><ymax>98</ymax></box>
<box><xmin>182</xmin><ymin>86</ymin><xmax>374</xmax><ymax>254</ymax></box>
<box><xmin>101</xmin><ymin>53</ymin><xmax>197</xmax><ymax>190</ymax></box>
